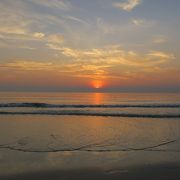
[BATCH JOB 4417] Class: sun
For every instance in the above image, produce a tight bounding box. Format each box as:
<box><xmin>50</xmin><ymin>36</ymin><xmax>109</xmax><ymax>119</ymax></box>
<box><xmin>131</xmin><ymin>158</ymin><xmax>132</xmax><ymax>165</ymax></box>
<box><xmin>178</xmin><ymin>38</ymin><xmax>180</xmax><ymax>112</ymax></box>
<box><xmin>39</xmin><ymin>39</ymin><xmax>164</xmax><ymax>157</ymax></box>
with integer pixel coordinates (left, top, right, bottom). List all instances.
<box><xmin>92</xmin><ymin>80</ymin><xmax>103</xmax><ymax>89</ymax></box>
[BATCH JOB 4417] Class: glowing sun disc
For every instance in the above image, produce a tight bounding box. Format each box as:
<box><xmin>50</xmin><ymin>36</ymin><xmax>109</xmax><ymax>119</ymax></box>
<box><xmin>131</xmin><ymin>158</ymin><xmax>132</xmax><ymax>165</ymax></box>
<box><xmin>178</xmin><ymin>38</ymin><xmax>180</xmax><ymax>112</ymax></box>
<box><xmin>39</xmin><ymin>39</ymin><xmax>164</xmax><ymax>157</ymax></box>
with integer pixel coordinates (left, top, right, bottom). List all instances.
<box><xmin>92</xmin><ymin>80</ymin><xmax>103</xmax><ymax>89</ymax></box>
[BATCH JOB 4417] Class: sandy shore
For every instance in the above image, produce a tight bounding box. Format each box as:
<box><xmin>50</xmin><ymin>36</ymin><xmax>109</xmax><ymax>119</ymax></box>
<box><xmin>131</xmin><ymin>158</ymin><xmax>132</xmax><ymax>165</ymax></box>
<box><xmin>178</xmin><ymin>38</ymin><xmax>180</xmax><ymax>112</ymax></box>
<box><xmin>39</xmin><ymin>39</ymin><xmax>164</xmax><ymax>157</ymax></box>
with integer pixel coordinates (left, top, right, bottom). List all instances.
<box><xmin>1</xmin><ymin>163</ymin><xmax>180</xmax><ymax>180</ymax></box>
<box><xmin>1</xmin><ymin>114</ymin><xmax>180</xmax><ymax>180</ymax></box>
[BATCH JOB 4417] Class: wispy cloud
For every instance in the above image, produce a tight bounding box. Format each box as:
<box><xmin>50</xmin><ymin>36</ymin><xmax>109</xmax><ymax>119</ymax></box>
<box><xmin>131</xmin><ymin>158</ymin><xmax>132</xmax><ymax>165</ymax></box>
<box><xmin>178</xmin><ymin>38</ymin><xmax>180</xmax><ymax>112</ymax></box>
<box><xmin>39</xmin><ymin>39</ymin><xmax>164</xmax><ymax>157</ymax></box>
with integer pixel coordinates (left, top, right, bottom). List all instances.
<box><xmin>132</xmin><ymin>18</ymin><xmax>145</xmax><ymax>26</ymax></box>
<box><xmin>0</xmin><ymin>31</ymin><xmax>64</xmax><ymax>50</ymax></box>
<box><xmin>48</xmin><ymin>44</ymin><xmax>175</xmax><ymax>65</ymax></box>
<box><xmin>33</xmin><ymin>32</ymin><xmax>45</xmax><ymax>39</ymax></box>
<box><xmin>64</xmin><ymin>16</ymin><xmax>89</xmax><ymax>26</ymax></box>
<box><xmin>132</xmin><ymin>18</ymin><xmax>156</xmax><ymax>28</ymax></box>
<box><xmin>152</xmin><ymin>36</ymin><xmax>167</xmax><ymax>44</ymax></box>
<box><xmin>28</xmin><ymin>0</ymin><xmax>72</xmax><ymax>11</ymax></box>
<box><xmin>113</xmin><ymin>0</ymin><xmax>142</xmax><ymax>12</ymax></box>
<box><xmin>148</xmin><ymin>51</ymin><xmax>175</xmax><ymax>59</ymax></box>
<box><xmin>46</xmin><ymin>44</ymin><xmax>175</xmax><ymax>79</ymax></box>
<box><xmin>1</xmin><ymin>61</ymin><xmax>53</xmax><ymax>71</ymax></box>
<box><xmin>47</xmin><ymin>34</ymin><xmax>64</xmax><ymax>44</ymax></box>
<box><xmin>0</xmin><ymin>45</ymin><xmax>176</xmax><ymax>82</ymax></box>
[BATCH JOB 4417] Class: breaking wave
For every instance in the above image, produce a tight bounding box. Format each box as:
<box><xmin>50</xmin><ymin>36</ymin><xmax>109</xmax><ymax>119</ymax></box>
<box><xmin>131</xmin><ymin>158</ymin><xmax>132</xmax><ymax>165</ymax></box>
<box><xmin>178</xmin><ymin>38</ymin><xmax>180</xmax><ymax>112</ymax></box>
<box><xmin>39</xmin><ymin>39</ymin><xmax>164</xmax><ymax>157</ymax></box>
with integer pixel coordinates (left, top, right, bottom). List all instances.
<box><xmin>0</xmin><ymin>102</ymin><xmax>180</xmax><ymax>108</ymax></box>
<box><xmin>0</xmin><ymin>102</ymin><xmax>180</xmax><ymax>118</ymax></box>
<box><xmin>0</xmin><ymin>110</ymin><xmax>180</xmax><ymax>118</ymax></box>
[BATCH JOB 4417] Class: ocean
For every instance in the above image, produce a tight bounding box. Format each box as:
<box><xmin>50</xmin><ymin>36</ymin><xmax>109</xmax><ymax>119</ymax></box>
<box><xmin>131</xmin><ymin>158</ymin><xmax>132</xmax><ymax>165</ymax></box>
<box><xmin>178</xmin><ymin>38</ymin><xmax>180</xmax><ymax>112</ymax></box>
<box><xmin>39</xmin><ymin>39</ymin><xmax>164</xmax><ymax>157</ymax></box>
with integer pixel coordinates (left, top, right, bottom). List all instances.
<box><xmin>0</xmin><ymin>92</ymin><xmax>180</xmax><ymax>179</ymax></box>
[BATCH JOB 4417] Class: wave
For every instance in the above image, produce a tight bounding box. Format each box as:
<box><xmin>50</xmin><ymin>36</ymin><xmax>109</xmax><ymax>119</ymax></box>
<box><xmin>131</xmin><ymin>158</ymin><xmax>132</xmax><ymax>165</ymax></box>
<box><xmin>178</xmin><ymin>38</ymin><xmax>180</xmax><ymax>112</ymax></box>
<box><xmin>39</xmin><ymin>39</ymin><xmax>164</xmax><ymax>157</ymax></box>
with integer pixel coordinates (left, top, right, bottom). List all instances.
<box><xmin>0</xmin><ymin>110</ymin><xmax>180</xmax><ymax>118</ymax></box>
<box><xmin>0</xmin><ymin>102</ymin><xmax>180</xmax><ymax>108</ymax></box>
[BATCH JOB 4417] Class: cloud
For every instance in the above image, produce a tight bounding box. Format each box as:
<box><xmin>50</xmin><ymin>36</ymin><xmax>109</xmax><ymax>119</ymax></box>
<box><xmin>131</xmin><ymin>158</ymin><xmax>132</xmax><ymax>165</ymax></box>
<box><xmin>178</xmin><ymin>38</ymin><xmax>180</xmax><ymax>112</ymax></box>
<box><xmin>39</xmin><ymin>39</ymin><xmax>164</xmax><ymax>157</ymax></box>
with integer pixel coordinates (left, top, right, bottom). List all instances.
<box><xmin>132</xmin><ymin>19</ymin><xmax>144</xmax><ymax>26</ymax></box>
<box><xmin>113</xmin><ymin>0</ymin><xmax>142</xmax><ymax>12</ymax></box>
<box><xmin>152</xmin><ymin>36</ymin><xmax>167</xmax><ymax>44</ymax></box>
<box><xmin>0</xmin><ymin>30</ymin><xmax>64</xmax><ymax>49</ymax></box>
<box><xmin>0</xmin><ymin>35</ymin><xmax>36</xmax><ymax>49</ymax></box>
<box><xmin>0</xmin><ymin>1</ymin><xmax>34</xmax><ymax>36</ymax></box>
<box><xmin>47</xmin><ymin>44</ymin><xmax>175</xmax><ymax>66</ymax></box>
<box><xmin>46</xmin><ymin>44</ymin><xmax>175</xmax><ymax>79</ymax></box>
<box><xmin>64</xmin><ymin>16</ymin><xmax>89</xmax><ymax>26</ymax></box>
<box><xmin>0</xmin><ymin>0</ymin><xmax>68</xmax><ymax>50</ymax></box>
<box><xmin>47</xmin><ymin>34</ymin><xmax>64</xmax><ymax>44</ymax></box>
<box><xmin>148</xmin><ymin>51</ymin><xmax>175</xmax><ymax>59</ymax></box>
<box><xmin>0</xmin><ymin>45</ymin><xmax>176</xmax><ymax>81</ymax></box>
<box><xmin>47</xmin><ymin>45</ymin><xmax>79</xmax><ymax>57</ymax></box>
<box><xmin>0</xmin><ymin>25</ymin><xmax>27</xmax><ymax>35</ymax></box>
<box><xmin>1</xmin><ymin>61</ymin><xmax>53</xmax><ymax>71</ymax></box>
<box><xmin>0</xmin><ymin>13</ymin><xmax>30</xmax><ymax>36</ymax></box>
<box><xmin>131</xmin><ymin>18</ymin><xmax>156</xmax><ymax>29</ymax></box>
<box><xmin>48</xmin><ymin>44</ymin><xmax>173</xmax><ymax>66</ymax></box>
<box><xmin>0</xmin><ymin>1</ymin><xmax>66</xmax><ymax>37</ymax></box>
<box><xmin>28</xmin><ymin>0</ymin><xmax>72</xmax><ymax>11</ymax></box>
<box><xmin>33</xmin><ymin>32</ymin><xmax>45</xmax><ymax>39</ymax></box>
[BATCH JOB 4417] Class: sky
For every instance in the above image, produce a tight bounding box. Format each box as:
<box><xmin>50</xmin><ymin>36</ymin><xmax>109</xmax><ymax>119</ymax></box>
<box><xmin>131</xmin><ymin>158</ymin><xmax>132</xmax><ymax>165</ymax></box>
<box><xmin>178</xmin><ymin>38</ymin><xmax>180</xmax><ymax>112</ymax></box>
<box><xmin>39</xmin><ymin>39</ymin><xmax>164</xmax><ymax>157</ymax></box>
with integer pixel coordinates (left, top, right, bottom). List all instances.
<box><xmin>0</xmin><ymin>0</ymin><xmax>180</xmax><ymax>92</ymax></box>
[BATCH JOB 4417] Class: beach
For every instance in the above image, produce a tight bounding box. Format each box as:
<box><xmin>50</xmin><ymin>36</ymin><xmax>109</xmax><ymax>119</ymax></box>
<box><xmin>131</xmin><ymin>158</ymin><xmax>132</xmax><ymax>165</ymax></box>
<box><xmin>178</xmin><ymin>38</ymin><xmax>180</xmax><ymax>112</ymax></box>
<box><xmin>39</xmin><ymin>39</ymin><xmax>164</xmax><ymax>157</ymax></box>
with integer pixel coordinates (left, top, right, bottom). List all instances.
<box><xmin>0</xmin><ymin>92</ymin><xmax>180</xmax><ymax>179</ymax></box>
<box><xmin>1</xmin><ymin>163</ymin><xmax>180</xmax><ymax>180</ymax></box>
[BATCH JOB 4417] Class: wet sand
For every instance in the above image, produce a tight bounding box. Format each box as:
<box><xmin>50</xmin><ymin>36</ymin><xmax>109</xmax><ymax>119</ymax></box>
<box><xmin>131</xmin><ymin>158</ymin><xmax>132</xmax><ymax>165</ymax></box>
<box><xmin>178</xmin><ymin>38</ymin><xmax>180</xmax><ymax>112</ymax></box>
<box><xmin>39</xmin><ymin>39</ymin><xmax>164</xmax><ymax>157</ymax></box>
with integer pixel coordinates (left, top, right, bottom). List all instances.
<box><xmin>0</xmin><ymin>115</ymin><xmax>180</xmax><ymax>180</ymax></box>
<box><xmin>1</xmin><ymin>163</ymin><xmax>180</xmax><ymax>180</ymax></box>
